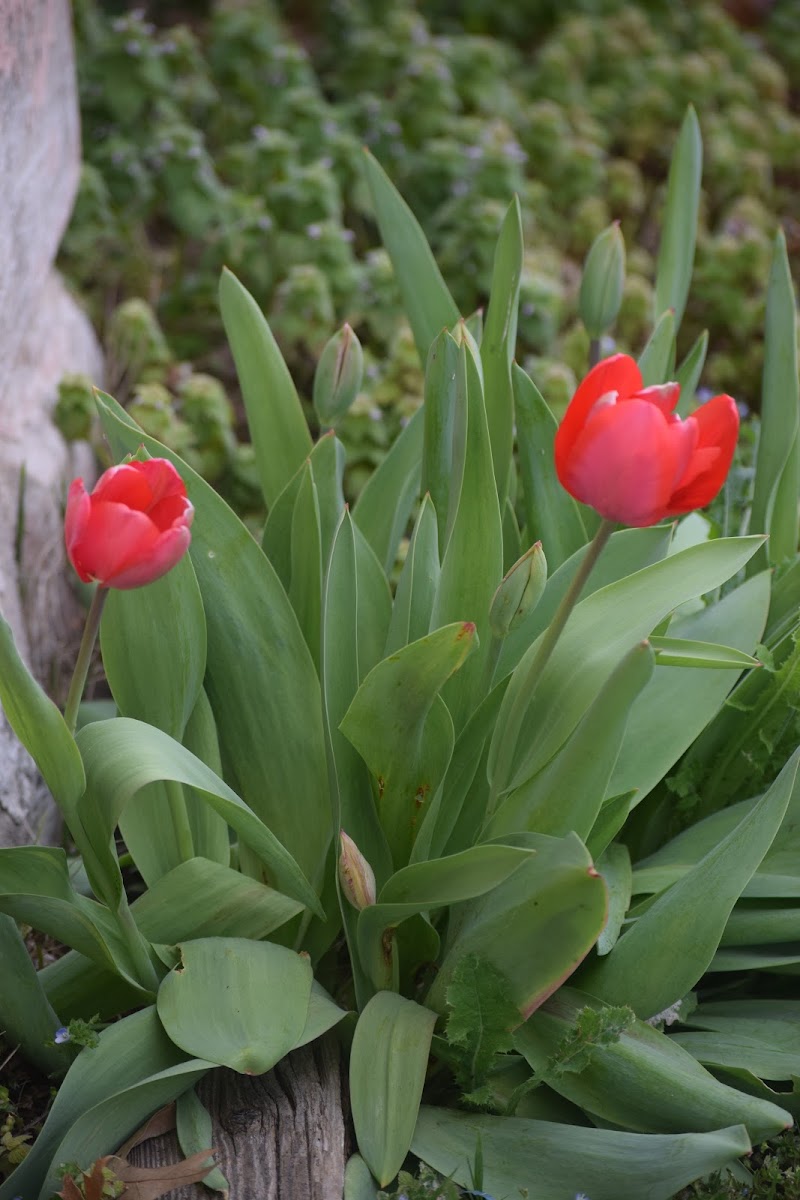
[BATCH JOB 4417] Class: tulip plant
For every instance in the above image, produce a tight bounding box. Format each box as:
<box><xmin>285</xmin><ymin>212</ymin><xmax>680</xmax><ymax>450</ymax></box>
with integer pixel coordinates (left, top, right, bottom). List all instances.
<box><xmin>2</xmin><ymin>110</ymin><xmax>800</xmax><ymax>1200</ymax></box>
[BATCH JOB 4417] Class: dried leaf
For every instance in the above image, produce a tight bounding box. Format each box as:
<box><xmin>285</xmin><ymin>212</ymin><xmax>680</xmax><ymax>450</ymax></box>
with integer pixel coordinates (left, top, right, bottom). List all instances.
<box><xmin>56</xmin><ymin>1177</ymin><xmax>84</xmax><ymax>1200</ymax></box>
<box><xmin>110</xmin><ymin>1148</ymin><xmax>217</xmax><ymax>1200</ymax></box>
<box><xmin>116</xmin><ymin>1103</ymin><xmax>177</xmax><ymax>1160</ymax></box>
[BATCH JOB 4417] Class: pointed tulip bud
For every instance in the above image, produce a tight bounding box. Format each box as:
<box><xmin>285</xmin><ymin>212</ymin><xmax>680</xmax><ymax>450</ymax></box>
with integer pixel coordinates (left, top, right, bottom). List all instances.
<box><xmin>489</xmin><ymin>542</ymin><xmax>548</xmax><ymax>639</ymax></box>
<box><xmin>579</xmin><ymin>222</ymin><xmax>626</xmax><ymax>338</ymax></box>
<box><xmin>339</xmin><ymin>831</ymin><xmax>376</xmax><ymax>910</ymax></box>
<box><xmin>313</xmin><ymin>324</ymin><xmax>364</xmax><ymax>426</ymax></box>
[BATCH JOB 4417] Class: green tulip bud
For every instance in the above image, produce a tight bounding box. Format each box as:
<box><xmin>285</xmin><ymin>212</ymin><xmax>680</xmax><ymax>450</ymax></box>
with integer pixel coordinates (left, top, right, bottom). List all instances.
<box><xmin>489</xmin><ymin>542</ymin><xmax>548</xmax><ymax>639</ymax></box>
<box><xmin>313</xmin><ymin>324</ymin><xmax>364</xmax><ymax>427</ymax></box>
<box><xmin>579</xmin><ymin>222</ymin><xmax>626</xmax><ymax>338</ymax></box>
<box><xmin>338</xmin><ymin>830</ymin><xmax>376</xmax><ymax>911</ymax></box>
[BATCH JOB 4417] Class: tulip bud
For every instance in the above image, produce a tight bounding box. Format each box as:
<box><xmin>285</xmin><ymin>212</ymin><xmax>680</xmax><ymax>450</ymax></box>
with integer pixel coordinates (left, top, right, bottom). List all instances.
<box><xmin>338</xmin><ymin>831</ymin><xmax>376</xmax><ymax>911</ymax></box>
<box><xmin>489</xmin><ymin>542</ymin><xmax>548</xmax><ymax>639</ymax></box>
<box><xmin>313</xmin><ymin>324</ymin><xmax>364</xmax><ymax>426</ymax></box>
<box><xmin>579</xmin><ymin>222</ymin><xmax>626</xmax><ymax>338</ymax></box>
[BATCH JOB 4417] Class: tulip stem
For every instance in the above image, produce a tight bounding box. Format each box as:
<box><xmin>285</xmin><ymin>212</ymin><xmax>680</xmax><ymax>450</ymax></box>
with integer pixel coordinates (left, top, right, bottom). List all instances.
<box><xmin>166</xmin><ymin>779</ymin><xmax>195</xmax><ymax>862</ymax></box>
<box><xmin>487</xmin><ymin>519</ymin><xmax>615</xmax><ymax>815</ymax></box>
<box><xmin>588</xmin><ymin>338</ymin><xmax>601</xmax><ymax>369</ymax></box>
<box><xmin>64</xmin><ymin>586</ymin><xmax>108</xmax><ymax>736</ymax></box>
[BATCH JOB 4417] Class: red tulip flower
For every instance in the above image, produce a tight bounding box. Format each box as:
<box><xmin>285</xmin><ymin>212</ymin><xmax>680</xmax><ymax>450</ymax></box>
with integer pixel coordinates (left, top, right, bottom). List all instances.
<box><xmin>65</xmin><ymin>458</ymin><xmax>193</xmax><ymax>589</ymax></box>
<box><xmin>555</xmin><ymin>354</ymin><xmax>739</xmax><ymax>527</ymax></box>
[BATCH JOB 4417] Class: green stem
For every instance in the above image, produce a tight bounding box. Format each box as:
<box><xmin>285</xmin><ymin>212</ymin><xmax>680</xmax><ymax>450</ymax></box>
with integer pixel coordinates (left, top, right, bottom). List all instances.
<box><xmin>589</xmin><ymin>337</ymin><xmax>601</xmax><ymax>369</ymax></box>
<box><xmin>487</xmin><ymin>519</ymin><xmax>615</xmax><ymax>815</ymax></box>
<box><xmin>166</xmin><ymin>779</ymin><xmax>195</xmax><ymax>862</ymax></box>
<box><xmin>64</xmin><ymin>586</ymin><xmax>108</xmax><ymax>736</ymax></box>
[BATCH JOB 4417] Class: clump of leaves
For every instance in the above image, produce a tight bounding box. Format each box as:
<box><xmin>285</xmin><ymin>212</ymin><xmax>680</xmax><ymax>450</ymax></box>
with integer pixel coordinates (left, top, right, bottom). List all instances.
<box><xmin>0</xmin><ymin>1085</ymin><xmax>32</xmax><ymax>1179</ymax></box>
<box><xmin>377</xmin><ymin>1162</ymin><xmax>461</xmax><ymax>1200</ymax></box>
<box><xmin>56</xmin><ymin>1157</ymin><xmax>125</xmax><ymax>1200</ymax></box>
<box><xmin>680</xmin><ymin>1129</ymin><xmax>800</xmax><ymax>1199</ymax></box>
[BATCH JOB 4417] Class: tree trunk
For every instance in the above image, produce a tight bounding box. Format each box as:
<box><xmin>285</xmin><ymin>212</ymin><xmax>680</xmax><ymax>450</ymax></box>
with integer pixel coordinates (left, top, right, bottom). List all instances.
<box><xmin>0</xmin><ymin>0</ymin><xmax>102</xmax><ymax>846</ymax></box>
<box><xmin>128</xmin><ymin>1038</ymin><xmax>349</xmax><ymax>1199</ymax></box>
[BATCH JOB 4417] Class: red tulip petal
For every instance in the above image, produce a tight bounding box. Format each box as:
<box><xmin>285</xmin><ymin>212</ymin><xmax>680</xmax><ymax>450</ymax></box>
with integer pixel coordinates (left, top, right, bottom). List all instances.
<box><xmin>132</xmin><ymin>458</ymin><xmax>188</xmax><ymax>508</ymax></box>
<box><xmin>561</xmin><ymin>399</ymin><xmax>691</xmax><ymax>527</ymax></box>
<box><xmin>668</xmin><ymin>394</ymin><xmax>740</xmax><ymax>514</ymax></box>
<box><xmin>629</xmin><ymin>382</ymin><xmax>681</xmax><ymax>415</ymax></box>
<box><xmin>107</xmin><ymin>525</ymin><xmax>193</xmax><ymax>589</ymax></box>
<box><xmin>64</xmin><ymin>479</ymin><xmax>93</xmax><ymax>581</ymax></box>
<box><xmin>555</xmin><ymin>354</ymin><xmax>643</xmax><ymax>471</ymax></box>
<box><xmin>76</xmin><ymin>501</ymin><xmax>161</xmax><ymax>586</ymax></box>
<box><xmin>149</xmin><ymin>492</ymin><xmax>194</xmax><ymax>532</ymax></box>
<box><xmin>91</xmin><ymin>464</ymin><xmax>153</xmax><ymax>510</ymax></box>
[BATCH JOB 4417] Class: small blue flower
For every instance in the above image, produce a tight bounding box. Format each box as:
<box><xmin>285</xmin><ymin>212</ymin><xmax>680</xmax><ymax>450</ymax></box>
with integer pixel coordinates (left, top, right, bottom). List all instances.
<box><xmin>54</xmin><ymin>1026</ymin><xmax>71</xmax><ymax>1045</ymax></box>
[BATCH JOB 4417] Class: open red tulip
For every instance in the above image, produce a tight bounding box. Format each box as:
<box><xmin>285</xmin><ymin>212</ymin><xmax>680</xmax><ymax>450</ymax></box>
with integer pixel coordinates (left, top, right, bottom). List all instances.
<box><xmin>555</xmin><ymin>354</ymin><xmax>739</xmax><ymax>527</ymax></box>
<box><xmin>65</xmin><ymin>458</ymin><xmax>194</xmax><ymax>589</ymax></box>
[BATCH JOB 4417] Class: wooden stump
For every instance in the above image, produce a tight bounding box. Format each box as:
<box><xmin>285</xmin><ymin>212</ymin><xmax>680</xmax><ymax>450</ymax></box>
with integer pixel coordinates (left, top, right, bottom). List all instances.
<box><xmin>129</xmin><ymin>1039</ymin><xmax>349</xmax><ymax>1199</ymax></box>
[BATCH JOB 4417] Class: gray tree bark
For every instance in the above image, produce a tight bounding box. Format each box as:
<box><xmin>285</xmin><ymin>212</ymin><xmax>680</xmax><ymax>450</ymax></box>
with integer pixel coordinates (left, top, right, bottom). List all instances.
<box><xmin>0</xmin><ymin>0</ymin><xmax>101</xmax><ymax>846</ymax></box>
<box><xmin>129</xmin><ymin>1039</ymin><xmax>349</xmax><ymax>1199</ymax></box>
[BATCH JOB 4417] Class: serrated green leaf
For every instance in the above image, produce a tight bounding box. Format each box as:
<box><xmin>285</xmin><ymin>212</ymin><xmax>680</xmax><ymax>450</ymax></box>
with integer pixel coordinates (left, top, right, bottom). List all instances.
<box><xmin>446</xmin><ymin>954</ymin><xmax>519</xmax><ymax>1094</ymax></box>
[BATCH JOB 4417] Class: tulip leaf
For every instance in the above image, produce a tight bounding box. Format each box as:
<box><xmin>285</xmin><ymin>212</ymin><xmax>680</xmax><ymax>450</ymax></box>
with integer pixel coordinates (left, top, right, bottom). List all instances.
<box><xmin>353</xmin><ymin>406</ymin><xmax>423</xmax><ymax>574</ymax></box>
<box><xmin>0</xmin><ymin>914</ymin><xmax>71</xmax><ymax>1077</ymax></box>
<box><xmin>654</xmin><ymin>105</ymin><xmax>703</xmax><ymax>329</ymax></box>
<box><xmin>515</xmin><ymin>987</ymin><xmax>789</xmax><ymax>1143</ymax></box>
<box><xmin>344</xmin><ymin>1154</ymin><xmax>379</xmax><ymax>1200</ymax></box>
<box><xmin>648</xmin><ymin>635</ymin><xmax>761</xmax><ymax>669</ymax></box>
<box><xmin>385</xmin><ymin>495</ymin><xmax>440</xmax><ymax>655</ymax></box>
<box><xmin>749</xmin><ymin>230</ymin><xmax>800</xmax><ymax>571</ymax></box>
<box><xmin>587</xmin><ymin>791</ymin><xmax>637</xmax><ymax>861</ymax></box>
<box><xmin>157</xmin><ymin>937</ymin><xmax>312</xmax><ymax>1074</ymax></box>
<box><xmin>638</xmin><ymin>307</ymin><xmax>676</xmax><ymax>386</ymax></box>
<box><xmin>261</xmin><ymin>432</ymin><xmax>345</xmax><ymax>589</ymax></box>
<box><xmin>341</xmin><ymin>623</ymin><xmax>477</xmax><ymax>867</ymax></box>
<box><xmin>289</xmin><ymin>462</ymin><xmax>323</xmax><ymax>671</ymax></box>
<box><xmin>481</xmin><ymin>195</ymin><xmax>523</xmax><ymax>503</ymax></box>
<box><xmin>362</xmin><ymin>149</ymin><xmax>460</xmax><ymax>364</ymax></box>
<box><xmin>596</xmin><ymin>843</ymin><xmax>632</xmax><ymax>956</ymax></box>
<box><xmin>675</xmin><ymin>329</ymin><xmax>709</xmax><ymax>416</ymax></box>
<box><xmin>356</xmin><ymin>844</ymin><xmax>534</xmax><ymax>990</ymax></box>
<box><xmin>412</xmin><ymin>1106</ymin><xmax>749</xmax><ymax>1200</ymax></box>
<box><xmin>580</xmin><ymin>749</ymin><xmax>800</xmax><ymax>1018</ymax></box>
<box><xmin>180</xmin><ymin>687</ymin><xmax>231</xmax><ymax>867</ymax></box>
<box><xmin>176</xmin><ymin>1086</ymin><xmax>229</xmax><ymax>1195</ymax></box>
<box><xmin>350</xmin><ymin>991</ymin><xmax>437</xmax><ymax>1187</ymax></box>
<box><xmin>354</xmin><ymin>522</ymin><xmax>393</xmax><ymax>679</ymax></box>
<box><xmin>219</xmin><ymin>267</ymin><xmax>311</xmax><ymax>507</ymax></box>
<box><xmin>0</xmin><ymin>1006</ymin><xmax>203</xmax><ymax>1200</ymax></box>
<box><xmin>422</xmin><ymin>330</ymin><xmax>461</xmax><ymax>555</ymax></box>
<box><xmin>486</xmin><ymin>641</ymin><xmax>654</xmax><ymax>840</ymax></box>
<box><xmin>0</xmin><ymin>614</ymin><xmax>85</xmax><ymax>826</ymax></box>
<box><xmin>96</xmin><ymin>391</ymin><xmax>331</xmax><ymax>895</ymax></box>
<box><xmin>489</xmin><ymin>535</ymin><xmax>764</xmax><ymax>796</ymax></box>
<box><xmin>513</xmin><ymin>363</ymin><xmax>587</xmax><ymax>571</ymax></box>
<box><xmin>76</xmin><ymin>716</ymin><xmax>323</xmax><ymax>917</ymax></box>
<box><xmin>426</xmin><ymin>832</ymin><xmax>607</xmax><ymax>1019</ymax></box>
<box><xmin>432</xmin><ymin>341</ymin><xmax>503</xmax><ymax>731</ymax></box>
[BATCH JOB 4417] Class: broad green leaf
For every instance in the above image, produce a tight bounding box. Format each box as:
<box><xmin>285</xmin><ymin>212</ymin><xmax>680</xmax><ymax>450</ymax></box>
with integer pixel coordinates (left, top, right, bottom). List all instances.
<box><xmin>673</xmin><ymin>1030</ymin><xmax>800</xmax><ymax>1086</ymax></box>
<box><xmin>749</xmin><ymin>230</ymin><xmax>800</xmax><ymax>571</ymax></box>
<box><xmin>502</xmin><ymin>497</ymin><xmax>522</xmax><ymax>574</ymax></box>
<box><xmin>0</xmin><ymin>914</ymin><xmax>69</xmax><ymax>1076</ymax></box>
<box><xmin>289</xmin><ymin>462</ymin><xmax>323</xmax><ymax>670</ymax></box>
<box><xmin>580</xmin><ymin>750</ymin><xmax>800</xmax><ymax>1017</ymax></box>
<box><xmin>40</xmin><ymin>950</ymin><xmax>142</xmax><ymax>1023</ymax></box>
<box><xmin>721</xmin><ymin>900</ymin><xmax>800</xmax><ymax>946</ymax></box>
<box><xmin>412</xmin><ymin>1106</ymin><xmax>749</xmax><ymax>1200</ymax></box>
<box><xmin>356</xmin><ymin>845</ymin><xmax>534</xmax><ymax>990</ymax></box>
<box><xmin>0</xmin><ymin>847</ymin><xmax>147</xmax><ymax>992</ymax></box>
<box><xmin>95</xmin><ymin>392</ymin><xmax>330</xmax><ymax>893</ymax></box>
<box><xmin>489</xmin><ymin>536</ymin><xmax>764</xmax><ymax>796</ymax></box>
<box><xmin>654</xmin><ymin>105</ymin><xmax>702</xmax><ymax>328</ymax></box>
<box><xmin>0</xmin><ymin>1006</ymin><xmax>195</xmax><ymax>1200</ymax></box>
<box><xmin>497</xmin><ymin>525</ymin><xmax>672</xmax><ymax>679</ymax></box>
<box><xmin>131</xmin><ymin>857</ymin><xmax>302</xmax><ymax>942</ymax></box>
<box><xmin>481</xmin><ymin>195</ymin><xmax>523</xmax><ymax>503</ymax></box>
<box><xmin>353</xmin><ymin>406</ymin><xmax>423</xmax><ymax>574</ymax></box>
<box><xmin>674</xmin><ymin>1000</ymin><xmax>800</xmax><ymax>1078</ymax></box>
<box><xmin>344</xmin><ymin>1154</ymin><xmax>379</xmax><ymax>1200</ymax></box>
<box><xmin>157</xmin><ymin>937</ymin><xmax>312</xmax><ymax>1073</ymax></box>
<box><xmin>354</xmin><ymin>522</ymin><xmax>393</xmax><ymax>679</ymax></box>
<box><xmin>648</xmin><ymin>635</ymin><xmax>761</xmax><ymax>669</ymax></box>
<box><xmin>596</xmin><ymin>843</ymin><xmax>632</xmax><ymax>956</ymax></box>
<box><xmin>587</xmin><ymin>791</ymin><xmax>636</xmax><ymax>861</ymax></box>
<box><xmin>710</xmin><ymin>945</ymin><xmax>800</xmax><ymax>971</ymax></box>
<box><xmin>427</xmin><ymin>833</ymin><xmax>607</xmax><ymax>1019</ymax></box>
<box><xmin>341</xmin><ymin>623</ymin><xmax>477</xmax><ymax>867</ymax></box>
<box><xmin>675</xmin><ymin>329</ymin><xmax>709</xmax><ymax>416</ymax></box>
<box><xmin>219</xmin><ymin>267</ymin><xmax>311</xmax><ymax>506</ymax></box>
<box><xmin>515</xmin><ymin>988</ymin><xmax>789</xmax><ymax>1143</ymax></box>
<box><xmin>76</xmin><ymin>717</ymin><xmax>322</xmax><ymax>917</ymax></box>
<box><xmin>261</xmin><ymin>432</ymin><xmax>345</xmax><ymax>588</ymax></box>
<box><xmin>422</xmin><ymin>330</ymin><xmax>461</xmax><ymax>553</ymax></box>
<box><xmin>362</xmin><ymin>149</ymin><xmax>459</xmax><ymax>364</ymax></box>
<box><xmin>486</xmin><ymin>642</ymin><xmax>654</xmax><ymax>840</ymax></box>
<box><xmin>0</xmin><ymin>614</ymin><xmax>85</xmax><ymax>827</ymax></box>
<box><xmin>639</xmin><ymin>307</ymin><xmax>676</xmax><ymax>385</ymax></box>
<box><xmin>384</xmin><ymin>495</ymin><xmax>440</xmax><ymax>655</ymax></box>
<box><xmin>513</xmin><ymin>364</ymin><xmax>586</xmax><ymax>571</ymax></box>
<box><xmin>350</xmin><ymin>991</ymin><xmax>437</xmax><ymax>1187</ymax></box>
<box><xmin>176</xmin><ymin>1086</ymin><xmax>228</xmax><ymax>1194</ymax></box>
<box><xmin>295</xmin><ymin>980</ymin><xmax>348</xmax><ymax>1049</ymax></box>
<box><xmin>609</xmin><ymin>571</ymin><xmax>770</xmax><ymax>806</ymax></box>
<box><xmin>180</xmin><ymin>687</ymin><xmax>231</xmax><ymax>868</ymax></box>
<box><xmin>432</xmin><ymin>342</ymin><xmax>502</xmax><ymax>731</ymax></box>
